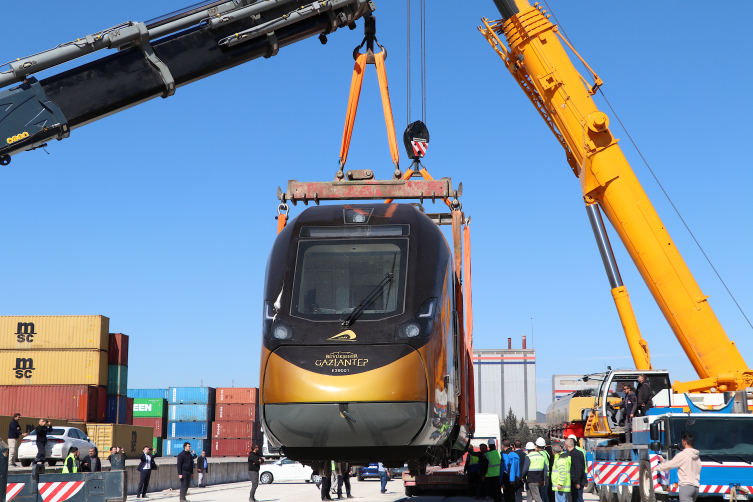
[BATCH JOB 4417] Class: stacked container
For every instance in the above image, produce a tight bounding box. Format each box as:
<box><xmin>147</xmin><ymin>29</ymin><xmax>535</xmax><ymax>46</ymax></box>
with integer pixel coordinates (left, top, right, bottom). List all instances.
<box><xmin>106</xmin><ymin>333</ymin><xmax>129</xmax><ymax>424</ymax></box>
<box><xmin>211</xmin><ymin>387</ymin><xmax>260</xmax><ymax>457</ymax></box>
<box><xmin>0</xmin><ymin>316</ymin><xmax>110</xmax><ymax>421</ymax></box>
<box><xmin>131</xmin><ymin>397</ymin><xmax>167</xmax><ymax>457</ymax></box>
<box><xmin>165</xmin><ymin>387</ymin><xmax>215</xmax><ymax>456</ymax></box>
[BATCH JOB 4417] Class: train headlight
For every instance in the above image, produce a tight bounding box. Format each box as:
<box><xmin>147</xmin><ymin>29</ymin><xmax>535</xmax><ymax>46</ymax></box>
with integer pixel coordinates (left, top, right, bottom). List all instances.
<box><xmin>271</xmin><ymin>323</ymin><xmax>294</xmax><ymax>340</ymax></box>
<box><xmin>396</xmin><ymin>298</ymin><xmax>438</xmax><ymax>339</ymax></box>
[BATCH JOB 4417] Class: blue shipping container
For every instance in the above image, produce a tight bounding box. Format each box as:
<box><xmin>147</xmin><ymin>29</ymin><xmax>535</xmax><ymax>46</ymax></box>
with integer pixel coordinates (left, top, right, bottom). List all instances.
<box><xmin>163</xmin><ymin>439</ymin><xmax>211</xmax><ymax>457</ymax></box>
<box><xmin>167</xmin><ymin>421</ymin><xmax>209</xmax><ymax>439</ymax></box>
<box><xmin>168</xmin><ymin>405</ymin><xmax>214</xmax><ymax>422</ymax></box>
<box><xmin>128</xmin><ymin>389</ymin><xmax>169</xmax><ymax>400</ymax></box>
<box><xmin>106</xmin><ymin>395</ymin><xmax>127</xmax><ymax>424</ymax></box>
<box><xmin>168</xmin><ymin>387</ymin><xmax>216</xmax><ymax>405</ymax></box>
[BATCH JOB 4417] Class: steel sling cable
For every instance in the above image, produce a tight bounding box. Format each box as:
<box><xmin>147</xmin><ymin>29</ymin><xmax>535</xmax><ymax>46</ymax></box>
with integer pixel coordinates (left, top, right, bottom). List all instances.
<box><xmin>407</xmin><ymin>0</ymin><xmax>411</xmax><ymax>126</ymax></box>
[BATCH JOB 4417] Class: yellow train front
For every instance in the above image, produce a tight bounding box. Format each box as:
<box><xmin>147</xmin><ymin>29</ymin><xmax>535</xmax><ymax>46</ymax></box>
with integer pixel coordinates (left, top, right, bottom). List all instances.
<box><xmin>259</xmin><ymin>204</ymin><xmax>470</xmax><ymax>464</ymax></box>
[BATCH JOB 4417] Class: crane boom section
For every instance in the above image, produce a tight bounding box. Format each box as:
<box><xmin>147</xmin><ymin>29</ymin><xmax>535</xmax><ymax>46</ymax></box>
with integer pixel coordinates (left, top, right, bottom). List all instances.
<box><xmin>480</xmin><ymin>2</ymin><xmax>751</xmax><ymax>393</ymax></box>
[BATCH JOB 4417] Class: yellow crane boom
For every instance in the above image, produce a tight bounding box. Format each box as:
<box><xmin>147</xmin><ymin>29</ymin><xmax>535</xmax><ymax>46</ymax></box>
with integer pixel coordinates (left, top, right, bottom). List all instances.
<box><xmin>479</xmin><ymin>0</ymin><xmax>751</xmax><ymax>393</ymax></box>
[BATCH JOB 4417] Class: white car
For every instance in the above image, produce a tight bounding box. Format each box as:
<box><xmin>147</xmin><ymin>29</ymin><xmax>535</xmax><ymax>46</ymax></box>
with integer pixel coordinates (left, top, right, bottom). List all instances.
<box><xmin>259</xmin><ymin>457</ymin><xmax>315</xmax><ymax>484</ymax></box>
<box><xmin>17</xmin><ymin>426</ymin><xmax>96</xmax><ymax>467</ymax></box>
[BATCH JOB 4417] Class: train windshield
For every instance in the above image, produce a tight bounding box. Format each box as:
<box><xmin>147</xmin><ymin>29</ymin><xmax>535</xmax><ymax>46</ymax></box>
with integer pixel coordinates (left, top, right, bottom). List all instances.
<box><xmin>291</xmin><ymin>239</ymin><xmax>408</xmax><ymax>321</ymax></box>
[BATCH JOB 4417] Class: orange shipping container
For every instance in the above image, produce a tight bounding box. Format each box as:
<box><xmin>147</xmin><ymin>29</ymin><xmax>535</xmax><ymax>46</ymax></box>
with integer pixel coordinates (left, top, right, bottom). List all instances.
<box><xmin>0</xmin><ymin>316</ymin><xmax>109</xmax><ymax>350</ymax></box>
<box><xmin>211</xmin><ymin>421</ymin><xmax>260</xmax><ymax>439</ymax></box>
<box><xmin>0</xmin><ymin>385</ymin><xmax>105</xmax><ymax>422</ymax></box>
<box><xmin>0</xmin><ymin>350</ymin><xmax>107</xmax><ymax>386</ymax></box>
<box><xmin>215</xmin><ymin>404</ymin><xmax>257</xmax><ymax>422</ymax></box>
<box><xmin>212</xmin><ymin>439</ymin><xmax>257</xmax><ymax>457</ymax></box>
<box><xmin>215</xmin><ymin>387</ymin><xmax>258</xmax><ymax>404</ymax></box>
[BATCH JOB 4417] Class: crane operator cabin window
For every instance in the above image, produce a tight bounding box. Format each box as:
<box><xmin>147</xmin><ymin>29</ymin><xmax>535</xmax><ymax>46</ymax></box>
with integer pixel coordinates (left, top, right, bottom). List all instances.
<box><xmin>291</xmin><ymin>239</ymin><xmax>408</xmax><ymax>321</ymax></box>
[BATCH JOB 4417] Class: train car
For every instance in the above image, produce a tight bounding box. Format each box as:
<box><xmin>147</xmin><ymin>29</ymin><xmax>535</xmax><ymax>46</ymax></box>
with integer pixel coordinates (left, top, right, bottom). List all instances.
<box><xmin>259</xmin><ymin>203</ymin><xmax>471</xmax><ymax>466</ymax></box>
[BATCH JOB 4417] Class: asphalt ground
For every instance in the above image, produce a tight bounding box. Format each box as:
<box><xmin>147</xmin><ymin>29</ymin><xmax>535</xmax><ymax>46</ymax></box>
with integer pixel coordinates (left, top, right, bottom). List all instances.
<box><xmin>119</xmin><ymin>477</ymin><xmax>602</xmax><ymax>502</ymax></box>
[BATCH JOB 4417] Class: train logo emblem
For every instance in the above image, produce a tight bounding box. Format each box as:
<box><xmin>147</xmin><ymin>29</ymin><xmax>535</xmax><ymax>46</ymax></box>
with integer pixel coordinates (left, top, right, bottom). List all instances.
<box><xmin>327</xmin><ymin>330</ymin><xmax>357</xmax><ymax>342</ymax></box>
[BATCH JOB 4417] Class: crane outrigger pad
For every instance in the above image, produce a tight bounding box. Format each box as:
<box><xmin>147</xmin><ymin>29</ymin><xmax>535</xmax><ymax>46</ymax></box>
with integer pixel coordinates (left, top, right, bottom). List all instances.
<box><xmin>278</xmin><ymin>178</ymin><xmax>460</xmax><ymax>205</ymax></box>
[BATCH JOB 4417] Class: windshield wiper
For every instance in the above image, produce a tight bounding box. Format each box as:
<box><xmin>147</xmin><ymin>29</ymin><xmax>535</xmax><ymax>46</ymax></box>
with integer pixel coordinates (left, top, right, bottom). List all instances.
<box><xmin>702</xmin><ymin>454</ymin><xmax>723</xmax><ymax>464</ymax></box>
<box><xmin>341</xmin><ymin>273</ymin><xmax>394</xmax><ymax>327</ymax></box>
<box><xmin>734</xmin><ymin>455</ymin><xmax>752</xmax><ymax>465</ymax></box>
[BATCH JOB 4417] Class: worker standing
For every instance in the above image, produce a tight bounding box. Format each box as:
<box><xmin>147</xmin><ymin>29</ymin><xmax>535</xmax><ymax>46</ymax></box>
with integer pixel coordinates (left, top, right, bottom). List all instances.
<box><xmin>484</xmin><ymin>439</ymin><xmax>502</xmax><ymax>502</ymax></box>
<box><xmin>464</xmin><ymin>447</ymin><xmax>482</xmax><ymax>497</ymax></box>
<box><xmin>378</xmin><ymin>462</ymin><xmax>389</xmax><ymax>494</ymax></box>
<box><xmin>62</xmin><ymin>447</ymin><xmax>80</xmax><ymax>474</ymax></box>
<box><xmin>551</xmin><ymin>444</ymin><xmax>572</xmax><ymax>502</ymax></box>
<box><xmin>636</xmin><ymin>375</ymin><xmax>654</xmax><ymax>416</ymax></box>
<box><xmin>535</xmin><ymin>438</ymin><xmax>551</xmax><ymax>502</ymax></box>
<box><xmin>478</xmin><ymin>443</ymin><xmax>490</xmax><ymax>499</ymax></box>
<box><xmin>653</xmin><ymin>433</ymin><xmax>701</xmax><ymax>502</ymax></box>
<box><xmin>335</xmin><ymin>462</ymin><xmax>353</xmax><ymax>499</ymax></box>
<box><xmin>542</xmin><ymin>439</ymin><xmax>555</xmax><ymax>502</ymax></box>
<box><xmin>565</xmin><ymin>439</ymin><xmax>586</xmax><ymax>502</ymax></box>
<box><xmin>622</xmin><ymin>384</ymin><xmax>638</xmax><ymax>443</ymax></box>
<box><xmin>525</xmin><ymin>442</ymin><xmax>549</xmax><ymax>502</ymax></box>
<box><xmin>177</xmin><ymin>442</ymin><xmax>195</xmax><ymax>502</ymax></box>
<box><xmin>31</xmin><ymin>419</ymin><xmax>53</xmax><ymax>468</ymax></box>
<box><xmin>501</xmin><ymin>440</ymin><xmax>520</xmax><ymax>502</ymax></box>
<box><xmin>247</xmin><ymin>445</ymin><xmax>264</xmax><ymax>502</ymax></box>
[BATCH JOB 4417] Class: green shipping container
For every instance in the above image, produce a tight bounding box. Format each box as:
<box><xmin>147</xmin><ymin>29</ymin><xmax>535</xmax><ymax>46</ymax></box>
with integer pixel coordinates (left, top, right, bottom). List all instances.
<box><xmin>107</xmin><ymin>365</ymin><xmax>128</xmax><ymax>395</ymax></box>
<box><xmin>133</xmin><ymin>398</ymin><xmax>167</xmax><ymax>418</ymax></box>
<box><xmin>152</xmin><ymin>437</ymin><xmax>163</xmax><ymax>457</ymax></box>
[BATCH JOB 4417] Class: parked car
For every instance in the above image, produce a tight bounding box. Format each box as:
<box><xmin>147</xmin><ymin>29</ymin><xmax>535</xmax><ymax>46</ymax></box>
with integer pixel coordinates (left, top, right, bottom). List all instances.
<box><xmin>357</xmin><ymin>463</ymin><xmax>404</xmax><ymax>481</ymax></box>
<box><xmin>17</xmin><ymin>427</ymin><xmax>96</xmax><ymax>467</ymax></box>
<box><xmin>259</xmin><ymin>457</ymin><xmax>315</xmax><ymax>484</ymax></box>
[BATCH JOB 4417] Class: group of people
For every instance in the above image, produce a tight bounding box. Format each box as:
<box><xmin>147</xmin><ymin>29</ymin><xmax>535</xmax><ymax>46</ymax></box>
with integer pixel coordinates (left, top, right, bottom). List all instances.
<box><xmin>613</xmin><ymin>375</ymin><xmax>654</xmax><ymax>443</ymax></box>
<box><xmin>464</xmin><ymin>435</ymin><xmax>588</xmax><ymax>502</ymax></box>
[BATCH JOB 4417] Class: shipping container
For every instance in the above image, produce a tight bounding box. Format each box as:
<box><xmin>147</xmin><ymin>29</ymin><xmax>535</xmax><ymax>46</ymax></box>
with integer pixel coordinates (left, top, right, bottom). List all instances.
<box><xmin>215</xmin><ymin>387</ymin><xmax>258</xmax><ymax>404</ymax></box>
<box><xmin>0</xmin><ymin>385</ymin><xmax>101</xmax><ymax>422</ymax></box>
<box><xmin>215</xmin><ymin>404</ymin><xmax>258</xmax><ymax>422</ymax></box>
<box><xmin>106</xmin><ymin>395</ymin><xmax>127</xmax><ymax>424</ymax></box>
<box><xmin>96</xmin><ymin>386</ymin><xmax>107</xmax><ymax>422</ymax></box>
<box><xmin>167</xmin><ymin>421</ymin><xmax>209</xmax><ymax>439</ymax></box>
<box><xmin>0</xmin><ymin>350</ymin><xmax>107</xmax><ymax>386</ymax></box>
<box><xmin>107</xmin><ymin>333</ymin><xmax>129</xmax><ymax>366</ymax></box>
<box><xmin>128</xmin><ymin>389</ymin><xmax>168</xmax><ymax>400</ymax></box>
<box><xmin>212</xmin><ymin>439</ymin><xmax>257</xmax><ymax>457</ymax></box>
<box><xmin>168</xmin><ymin>387</ymin><xmax>216</xmax><ymax>405</ymax></box>
<box><xmin>0</xmin><ymin>415</ymin><xmax>70</xmax><ymax>438</ymax></box>
<box><xmin>133</xmin><ymin>417</ymin><xmax>166</xmax><ymax>438</ymax></box>
<box><xmin>152</xmin><ymin>437</ymin><xmax>163</xmax><ymax>457</ymax></box>
<box><xmin>211</xmin><ymin>421</ymin><xmax>260</xmax><ymax>440</ymax></box>
<box><xmin>132</xmin><ymin>398</ymin><xmax>167</xmax><ymax>418</ymax></box>
<box><xmin>107</xmin><ymin>365</ymin><xmax>128</xmax><ymax>396</ymax></box>
<box><xmin>125</xmin><ymin>397</ymin><xmax>134</xmax><ymax>425</ymax></box>
<box><xmin>85</xmin><ymin>424</ymin><xmax>153</xmax><ymax>459</ymax></box>
<box><xmin>168</xmin><ymin>405</ymin><xmax>214</xmax><ymax>422</ymax></box>
<box><xmin>0</xmin><ymin>316</ymin><xmax>109</xmax><ymax>351</ymax></box>
<box><xmin>163</xmin><ymin>439</ymin><xmax>210</xmax><ymax>457</ymax></box>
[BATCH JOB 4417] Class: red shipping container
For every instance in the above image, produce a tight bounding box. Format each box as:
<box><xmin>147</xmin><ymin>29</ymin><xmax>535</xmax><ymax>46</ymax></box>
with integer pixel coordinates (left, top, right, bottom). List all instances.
<box><xmin>216</xmin><ymin>387</ymin><xmax>259</xmax><ymax>404</ymax></box>
<box><xmin>125</xmin><ymin>397</ymin><xmax>134</xmax><ymax>425</ymax></box>
<box><xmin>133</xmin><ymin>417</ymin><xmax>166</xmax><ymax>438</ymax></box>
<box><xmin>0</xmin><ymin>385</ymin><xmax>100</xmax><ymax>422</ymax></box>
<box><xmin>215</xmin><ymin>404</ymin><xmax>258</xmax><ymax>422</ymax></box>
<box><xmin>212</xmin><ymin>439</ymin><xmax>258</xmax><ymax>457</ymax></box>
<box><xmin>108</xmin><ymin>333</ymin><xmax>129</xmax><ymax>366</ymax></box>
<box><xmin>97</xmin><ymin>386</ymin><xmax>107</xmax><ymax>423</ymax></box>
<box><xmin>211</xmin><ymin>421</ymin><xmax>260</xmax><ymax>439</ymax></box>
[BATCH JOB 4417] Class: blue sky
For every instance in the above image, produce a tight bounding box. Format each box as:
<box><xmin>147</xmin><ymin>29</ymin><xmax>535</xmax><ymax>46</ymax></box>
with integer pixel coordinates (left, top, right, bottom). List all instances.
<box><xmin>1</xmin><ymin>1</ymin><xmax>751</xmax><ymax>414</ymax></box>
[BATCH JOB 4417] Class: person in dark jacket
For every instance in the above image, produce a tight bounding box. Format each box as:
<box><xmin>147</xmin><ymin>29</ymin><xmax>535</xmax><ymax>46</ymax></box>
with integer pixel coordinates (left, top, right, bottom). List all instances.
<box><xmin>544</xmin><ymin>441</ymin><xmax>555</xmax><ymax>502</ymax></box>
<box><xmin>636</xmin><ymin>375</ymin><xmax>654</xmax><ymax>415</ymax></box>
<box><xmin>622</xmin><ymin>383</ymin><xmax>638</xmax><ymax>443</ymax></box>
<box><xmin>137</xmin><ymin>446</ymin><xmax>158</xmax><ymax>498</ymax></box>
<box><xmin>197</xmin><ymin>451</ymin><xmax>209</xmax><ymax>488</ymax></box>
<box><xmin>8</xmin><ymin>413</ymin><xmax>28</xmax><ymax>467</ymax></box>
<box><xmin>566</xmin><ymin>439</ymin><xmax>587</xmax><ymax>502</ymax></box>
<box><xmin>513</xmin><ymin>441</ymin><xmax>526</xmax><ymax>502</ymax></box>
<box><xmin>177</xmin><ymin>443</ymin><xmax>195</xmax><ymax>502</ymax></box>
<box><xmin>247</xmin><ymin>445</ymin><xmax>264</xmax><ymax>502</ymax></box>
<box><xmin>31</xmin><ymin>419</ymin><xmax>53</xmax><ymax>467</ymax></box>
<box><xmin>81</xmin><ymin>447</ymin><xmax>102</xmax><ymax>473</ymax></box>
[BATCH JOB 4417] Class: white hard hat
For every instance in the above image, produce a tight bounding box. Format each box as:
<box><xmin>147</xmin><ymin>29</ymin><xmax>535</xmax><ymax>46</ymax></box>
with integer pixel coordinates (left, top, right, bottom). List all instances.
<box><xmin>567</xmin><ymin>434</ymin><xmax>578</xmax><ymax>440</ymax></box>
<box><xmin>535</xmin><ymin>437</ymin><xmax>547</xmax><ymax>447</ymax></box>
<box><xmin>488</xmin><ymin>439</ymin><xmax>496</xmax><ymax>446</ymax></box>
<box><xmin>525</xmin><ymin>442</ymin><xmax>536</xmax><ymax>451</ymax></box>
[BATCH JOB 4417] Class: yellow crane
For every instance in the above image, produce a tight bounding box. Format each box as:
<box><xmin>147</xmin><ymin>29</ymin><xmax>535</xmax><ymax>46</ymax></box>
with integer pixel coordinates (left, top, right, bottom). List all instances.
<box><xmin>478</xmin><ymin>0</ymin><xmax>751</xmax><ymax>395</ymax></box>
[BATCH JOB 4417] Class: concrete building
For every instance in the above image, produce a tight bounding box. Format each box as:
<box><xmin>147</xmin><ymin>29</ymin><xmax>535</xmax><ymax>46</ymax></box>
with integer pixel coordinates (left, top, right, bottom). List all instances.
<box><xmin>551</xmin><ymin>374</ymin><xmax>596</xmax><ymax>402</ymax></box>
<box><xmin>473</xmin><ymin>336</ymin><xmax>536</xmax><ymax>421</ymax></box>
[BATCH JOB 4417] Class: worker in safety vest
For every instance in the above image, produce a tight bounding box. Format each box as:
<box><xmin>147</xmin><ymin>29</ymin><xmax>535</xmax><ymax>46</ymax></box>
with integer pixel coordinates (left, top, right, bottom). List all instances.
<box><xmin>525</xmin><ymin>442</ymin><xmax>549</xmax><ymax>502</ymax></box>
<box><xmin>62</xmin><ymin>447</ymin><xmax>80</xmax><ymax>474</ymax></box>
<box><xmin>551</xmin><ymin>444</ymin><xmax>572</xmax><ymax>502</ymax></box>
<box><xmin>484</xmin><ymin>439</ymin><xmax>502</xmax><ymax>502</ymax></box>
<box><xmin>464</xmin><ymin>447</ymin><xmax>482</xmax><ymax>497</ymax></box>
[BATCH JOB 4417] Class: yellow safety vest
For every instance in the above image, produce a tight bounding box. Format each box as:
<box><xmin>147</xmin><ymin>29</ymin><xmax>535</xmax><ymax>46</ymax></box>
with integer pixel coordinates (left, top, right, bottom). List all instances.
<box><xmin>485</xmin><ymin>450</ymin><xmax>502</xmax><ymax>478</ymax></box>
<box><xmin>527</xmin><ymin>451</ymin><xmax>548</xmax><ymax>483</ymax></box>
<box><xmin>61</xmin><ymin>453</ymin><xmax>78</xmax><ymax>474</ymax></box>
<box><xmin>470</xmin><ymin>454</ymin><xmax>479</xmax><ymax>465</ymax></box>
<box><xmin>551</xmin><ymin>453</ymin><xmax>571</xmax><ymax>492</ymax></box>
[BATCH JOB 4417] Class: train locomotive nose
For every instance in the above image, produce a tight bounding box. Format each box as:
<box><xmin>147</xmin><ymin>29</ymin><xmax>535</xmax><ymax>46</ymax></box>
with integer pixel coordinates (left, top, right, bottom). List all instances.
<box><xmin>261</xmin><ymin>343</ymin><xmax>428</xmax><ymax>448</ymax></box>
